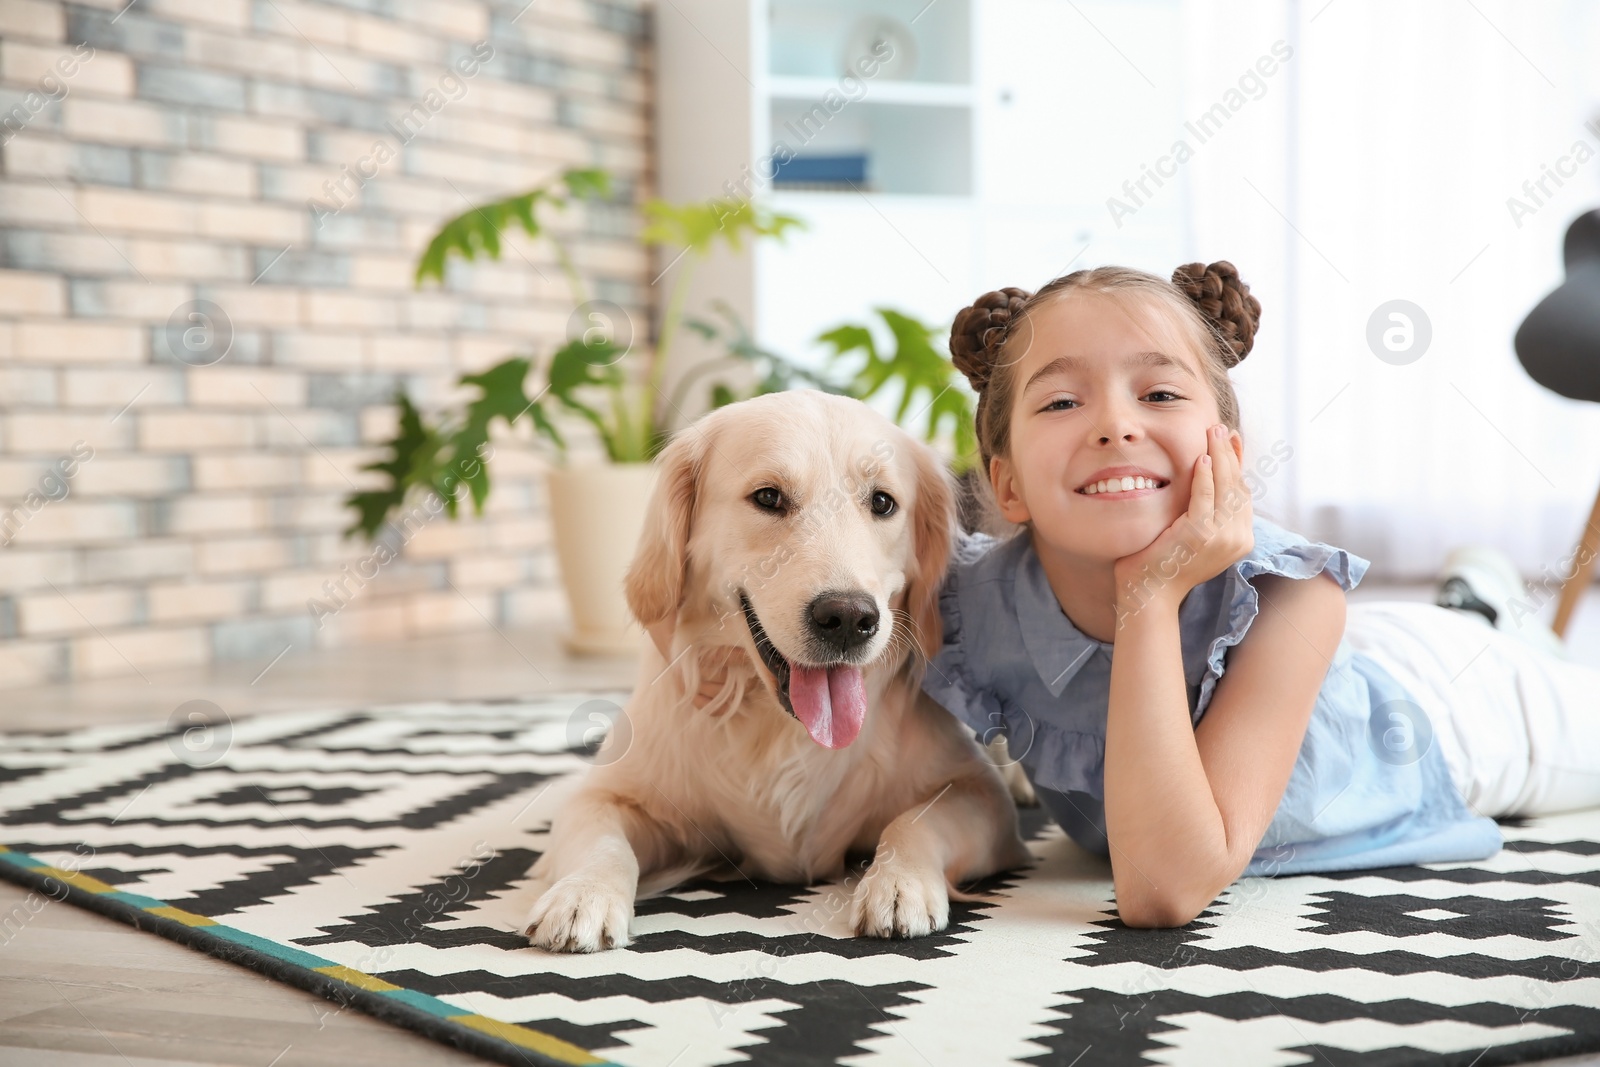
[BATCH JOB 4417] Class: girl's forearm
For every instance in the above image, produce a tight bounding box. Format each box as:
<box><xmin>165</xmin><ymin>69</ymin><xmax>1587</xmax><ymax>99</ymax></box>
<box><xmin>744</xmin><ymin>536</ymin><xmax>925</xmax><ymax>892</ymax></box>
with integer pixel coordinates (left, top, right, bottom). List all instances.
<box><xmin>1103</xmin><ymin>598</ymin><xmax>1233</xmax><ymax>925</ymax></box>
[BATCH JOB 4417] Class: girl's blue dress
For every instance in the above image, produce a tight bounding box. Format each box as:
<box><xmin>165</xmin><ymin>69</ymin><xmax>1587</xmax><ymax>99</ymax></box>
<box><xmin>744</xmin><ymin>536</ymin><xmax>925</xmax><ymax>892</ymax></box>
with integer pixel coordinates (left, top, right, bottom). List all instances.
<box><xmin>920</xmin><ymin>516</ymin><xmax>1503</xmax><ymax>876</ymax></box>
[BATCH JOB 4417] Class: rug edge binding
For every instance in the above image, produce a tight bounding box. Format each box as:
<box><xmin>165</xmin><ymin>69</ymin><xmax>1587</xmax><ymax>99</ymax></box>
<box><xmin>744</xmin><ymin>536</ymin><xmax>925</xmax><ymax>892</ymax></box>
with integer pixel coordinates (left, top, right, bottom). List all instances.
<box><xmin>0</xmin><ymin>847</ymin><xmax>616</xmax><ymax>1067</ymax></box>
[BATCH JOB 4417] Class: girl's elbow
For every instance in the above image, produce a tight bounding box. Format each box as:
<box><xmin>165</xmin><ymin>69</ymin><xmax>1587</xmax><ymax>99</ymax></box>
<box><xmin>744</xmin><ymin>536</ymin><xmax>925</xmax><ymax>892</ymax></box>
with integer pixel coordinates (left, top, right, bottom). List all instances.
<box><xmin>1117</xmin><ymin>868</ymin><xmax>1238</xmax><ymax>928</ymax></box>
<box><xmin>1113</xmin><ymin>846</ymin><xmax>1249</xmax><ymax>929</ymax></box>
<box><xmin>1117</xmin><ymin>895</ymin><xmax>1206</xmax><ymax>929</ymax></box>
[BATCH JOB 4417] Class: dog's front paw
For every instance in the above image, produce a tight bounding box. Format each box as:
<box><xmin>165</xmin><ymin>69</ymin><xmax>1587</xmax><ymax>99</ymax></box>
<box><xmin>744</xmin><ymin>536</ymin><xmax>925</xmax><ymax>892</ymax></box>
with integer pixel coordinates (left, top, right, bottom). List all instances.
<box><xmin>850</xmin><ymin>857</ymin><xmax>949</xmax><ymax>939</ymax></box>
<box><xmin>523</xmin><ymin>877</ymin><xmax>632</xmax><ymax>952</ymax></box>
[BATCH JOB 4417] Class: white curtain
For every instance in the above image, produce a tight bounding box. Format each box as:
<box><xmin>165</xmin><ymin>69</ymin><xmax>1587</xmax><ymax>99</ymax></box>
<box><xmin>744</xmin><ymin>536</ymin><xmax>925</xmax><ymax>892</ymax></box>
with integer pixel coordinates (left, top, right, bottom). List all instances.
<box><xmin>1183</xmin><ymin>0</ymin><xmax>1600</xmax><ymax>580</ymax></box>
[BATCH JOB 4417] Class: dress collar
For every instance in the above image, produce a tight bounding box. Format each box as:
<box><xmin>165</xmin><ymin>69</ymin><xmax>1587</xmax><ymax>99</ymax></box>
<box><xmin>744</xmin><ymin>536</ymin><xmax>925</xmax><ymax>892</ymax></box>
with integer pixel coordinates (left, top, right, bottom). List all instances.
<box><xmin>1012</xmin><ymin>537</ymin><xmax>1108</xmax><ymax>698</ymax></box>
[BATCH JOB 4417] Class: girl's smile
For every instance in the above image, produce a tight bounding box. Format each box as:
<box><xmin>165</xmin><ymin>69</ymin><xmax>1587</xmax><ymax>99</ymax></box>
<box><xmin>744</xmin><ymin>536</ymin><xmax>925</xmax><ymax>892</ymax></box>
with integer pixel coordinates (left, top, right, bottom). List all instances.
<box><xmin>1075</xmin><ymin>466</ymin><xmax>1172</xmax><ymax>498</ymax></box>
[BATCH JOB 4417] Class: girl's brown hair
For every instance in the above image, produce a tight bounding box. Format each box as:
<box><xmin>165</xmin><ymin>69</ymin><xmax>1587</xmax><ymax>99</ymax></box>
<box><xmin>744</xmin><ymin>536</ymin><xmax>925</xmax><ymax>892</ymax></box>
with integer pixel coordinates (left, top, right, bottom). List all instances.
<box><xmin>949</xmin><ymin>261</ymin><xmax>1261</xmax><ymax>479</ymax></box>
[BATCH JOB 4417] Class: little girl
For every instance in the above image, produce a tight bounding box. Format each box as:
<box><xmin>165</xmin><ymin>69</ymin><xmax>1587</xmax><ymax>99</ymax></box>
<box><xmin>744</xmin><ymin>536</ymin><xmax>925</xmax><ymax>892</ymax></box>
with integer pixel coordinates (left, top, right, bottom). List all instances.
<box><xmin>929</xmin><ymin>261</ymin><xmax>1600</xmax><ymax>927</ymax></box>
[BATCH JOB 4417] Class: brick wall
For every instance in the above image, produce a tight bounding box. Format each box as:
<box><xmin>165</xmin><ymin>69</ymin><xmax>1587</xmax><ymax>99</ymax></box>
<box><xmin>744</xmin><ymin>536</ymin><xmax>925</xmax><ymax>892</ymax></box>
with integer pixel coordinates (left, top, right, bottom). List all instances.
<box><xmin>0</xmin><ymin>0</ymin><xmax>652</xmax><ymax>688</ymax></box>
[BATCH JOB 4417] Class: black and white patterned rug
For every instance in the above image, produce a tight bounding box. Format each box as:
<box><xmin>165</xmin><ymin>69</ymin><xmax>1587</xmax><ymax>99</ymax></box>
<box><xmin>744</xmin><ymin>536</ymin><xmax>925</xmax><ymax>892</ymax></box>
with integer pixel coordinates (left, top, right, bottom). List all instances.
<box><xmin>3</xmin><ymin>694</ymin><xmax>1599</xmax><ymax>1067</ymax></box>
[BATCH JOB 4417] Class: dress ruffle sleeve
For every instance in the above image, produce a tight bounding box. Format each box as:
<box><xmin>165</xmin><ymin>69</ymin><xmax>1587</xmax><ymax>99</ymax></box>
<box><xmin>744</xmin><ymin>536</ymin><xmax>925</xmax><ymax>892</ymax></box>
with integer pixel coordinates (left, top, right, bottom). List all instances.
<box><xmin>920</xmin><ymin>529</ymin><xmax>1004</xmax><ymax>739</ymax></box>
<box><xmin>1195</xmin><ymin>519</ymin><xmax>1372</xmax><ymax>719</ymax></box>
<box><xmin>921</xmin><ymin>529</ymin><xmax>1111</xmax><ymax>800</ymax></box>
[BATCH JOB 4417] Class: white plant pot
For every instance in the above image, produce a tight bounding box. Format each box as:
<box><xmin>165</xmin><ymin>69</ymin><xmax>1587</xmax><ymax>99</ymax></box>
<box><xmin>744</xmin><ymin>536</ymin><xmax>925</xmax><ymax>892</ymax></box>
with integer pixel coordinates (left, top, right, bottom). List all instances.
<box><xmin>545</xmin><ymin>460</ymin><xmax>660</xmax><ymax>656</ymax></box>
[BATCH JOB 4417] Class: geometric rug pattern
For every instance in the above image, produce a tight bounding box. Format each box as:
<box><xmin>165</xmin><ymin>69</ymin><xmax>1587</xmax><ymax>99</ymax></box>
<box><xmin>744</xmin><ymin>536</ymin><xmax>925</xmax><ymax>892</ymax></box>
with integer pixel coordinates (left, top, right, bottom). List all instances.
<box><xmin>3</xmin><ymin>695</ymin><xmax>1599</xmax><ymax>1066</ymax></box>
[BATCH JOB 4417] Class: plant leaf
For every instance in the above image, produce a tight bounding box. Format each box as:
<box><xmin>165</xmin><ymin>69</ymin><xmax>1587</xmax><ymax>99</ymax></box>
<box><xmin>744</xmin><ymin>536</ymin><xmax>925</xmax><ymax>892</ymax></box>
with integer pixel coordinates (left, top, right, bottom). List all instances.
<box><xmin>815</xmin><ymin>308</ymin><xmax>978</xmax><ymax>472</ymax></box>
<box><xmin>640</xmin><ymin>198</ymin><xmax>805</xmax><ymax>257</ymax></box>
<box><xmin>683</xmin><ymin>316</ymin><xmax>718</xmax><ymax>340</ymax></box>
<box><xmin>816</xmin><ymin>324</ymin><xmax>878</xmax><ymax>381</ymax></box>
<box><xmin>414</xmin><ymin>168</ymin><xmax>611</xmax><ymax>287</ymax></box>
<box><xmin>560</xmin><ymin>167</ymin><xmax>611</xmax><ymax>201</ymax></box>
<box><xmin>545</xmin><ymin>336</ymin><xmax>627</xmax><ymax>455</ymax></box>
<box><xmin>344</xmin><ymin>391</ymin><xmax>444</xmax><ymax>539</ymax></box>
<box><xmin>443</xmin><ymin>357</ymin><xmax>537</xmax><ymax>515</ymax></box>
<box><xmin>546</xmin><ymin>337</ymin><xmax>623</xmax><ymax>396</ymax></box>
<box><xmin>415</xmin><ymin>193</ymin><xmax>537</xmax><ymax>286</ymax></box>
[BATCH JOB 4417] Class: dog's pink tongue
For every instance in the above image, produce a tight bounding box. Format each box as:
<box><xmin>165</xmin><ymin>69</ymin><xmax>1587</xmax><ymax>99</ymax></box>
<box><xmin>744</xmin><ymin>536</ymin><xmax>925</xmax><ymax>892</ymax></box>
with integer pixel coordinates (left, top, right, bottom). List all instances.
<box><xmin>787</xmin><ymin>665</ymin><xmax>866</xmax><ymax>749</ymax></box>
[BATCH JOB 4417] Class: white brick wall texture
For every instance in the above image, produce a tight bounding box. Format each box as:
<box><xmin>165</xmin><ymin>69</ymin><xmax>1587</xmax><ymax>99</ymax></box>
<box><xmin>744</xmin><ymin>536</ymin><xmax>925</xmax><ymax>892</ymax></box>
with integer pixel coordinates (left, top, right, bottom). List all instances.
<box><xmin>0</xmin><ymin>0</ymin><xmax>652</xmax><ymax>688</ymax></box>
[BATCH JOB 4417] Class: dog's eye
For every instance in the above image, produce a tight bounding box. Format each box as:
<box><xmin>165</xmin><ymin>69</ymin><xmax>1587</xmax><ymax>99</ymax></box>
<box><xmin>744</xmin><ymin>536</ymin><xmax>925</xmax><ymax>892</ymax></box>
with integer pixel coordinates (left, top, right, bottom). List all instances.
<box><xmin>870</xmin><ymin>490</ymin><xmax>897</xmax><ymax>517</ymax></box>
<box><xmin>752</xmin><ymin>487</ymin><xmax>784</xmax><ymax>511</ymax></box>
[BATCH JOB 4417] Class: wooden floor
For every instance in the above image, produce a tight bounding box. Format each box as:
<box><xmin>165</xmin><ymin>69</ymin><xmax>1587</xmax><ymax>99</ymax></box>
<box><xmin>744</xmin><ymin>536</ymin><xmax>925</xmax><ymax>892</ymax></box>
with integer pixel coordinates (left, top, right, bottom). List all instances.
<box><xmin>0</xmin><ymin>623</ymin><xmax>637</xmax><ymax>1067</ymax></box>
<box><xmin>4</xmin><ymin>596</ymin><xmax>1600</xmax><ymax>1066</ymax></box>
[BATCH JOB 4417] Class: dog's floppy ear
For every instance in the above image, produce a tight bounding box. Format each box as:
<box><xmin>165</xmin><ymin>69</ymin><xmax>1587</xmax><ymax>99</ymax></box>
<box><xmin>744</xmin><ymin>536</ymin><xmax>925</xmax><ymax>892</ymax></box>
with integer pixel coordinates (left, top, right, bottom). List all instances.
<box><xmin>904</xmin><ymin>439</ymin><xmax>957</xmax><ymax>659</ymax></box>
<box><xmin>624</xmin><ymin>425</ymin><xmax>707</xmax><ymax>637</ymax></box>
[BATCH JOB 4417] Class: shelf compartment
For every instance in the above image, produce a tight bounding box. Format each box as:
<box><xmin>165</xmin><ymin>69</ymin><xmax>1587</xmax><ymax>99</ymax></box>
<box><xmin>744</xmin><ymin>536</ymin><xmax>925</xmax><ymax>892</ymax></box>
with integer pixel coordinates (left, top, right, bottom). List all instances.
<box><xmin>768</xmin><ymin>0</ymin><xmax>972</xmax><ymax>85</ymax></box>
<box><xmin>767</xmin><ymin>97</ymin><xmax>972</xmax><ymax>196</ymax></box>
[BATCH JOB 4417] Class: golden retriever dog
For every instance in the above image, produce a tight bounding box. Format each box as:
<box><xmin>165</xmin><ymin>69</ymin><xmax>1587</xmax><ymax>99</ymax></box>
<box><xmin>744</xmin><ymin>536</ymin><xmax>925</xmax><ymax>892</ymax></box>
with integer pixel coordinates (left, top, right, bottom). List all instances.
<box><xmin>522</xmin><ymin>390</ymin><xmax>1031</xmax><ymax>952</ymax></box>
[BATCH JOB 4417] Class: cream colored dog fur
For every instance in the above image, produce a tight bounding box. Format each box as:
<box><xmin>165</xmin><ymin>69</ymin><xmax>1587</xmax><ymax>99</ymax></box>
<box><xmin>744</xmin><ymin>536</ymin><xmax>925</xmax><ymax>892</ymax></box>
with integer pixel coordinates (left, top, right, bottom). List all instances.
<box><xmin>522</xmin><ymin>391</ymin><xmax>1030</xmax><ymax>952</ymax></box>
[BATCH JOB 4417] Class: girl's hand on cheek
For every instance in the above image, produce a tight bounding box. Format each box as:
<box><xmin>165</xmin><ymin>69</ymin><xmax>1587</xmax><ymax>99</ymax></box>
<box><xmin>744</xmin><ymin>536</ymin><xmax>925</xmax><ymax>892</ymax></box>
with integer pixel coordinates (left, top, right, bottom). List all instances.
<box><xmin>1112</xmin><ymin>424</ymin><xmax>1254</xmax><ymax>623</ymax></box>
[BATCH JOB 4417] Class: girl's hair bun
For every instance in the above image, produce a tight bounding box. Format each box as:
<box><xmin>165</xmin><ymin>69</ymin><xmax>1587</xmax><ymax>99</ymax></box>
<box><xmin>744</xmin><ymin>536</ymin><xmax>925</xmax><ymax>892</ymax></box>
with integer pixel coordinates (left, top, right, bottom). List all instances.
<box><xmin>1170</xmin><ymin>260</ymin><xmax>1260</xmax><ymax>367</ymax></box>
<box><xmin>950</xmin><ymin>287</ymin><xmax>1031</xmax><ymax>392</ymax></box>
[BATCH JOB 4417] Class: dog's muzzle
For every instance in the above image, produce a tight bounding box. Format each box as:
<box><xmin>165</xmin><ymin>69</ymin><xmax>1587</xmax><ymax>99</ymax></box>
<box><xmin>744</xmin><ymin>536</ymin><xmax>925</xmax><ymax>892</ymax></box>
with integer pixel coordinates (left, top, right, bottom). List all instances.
<box><xmin>739</xmin><ymin>590</ymin><xmax>869</xmax><ymax>750</ymax></box>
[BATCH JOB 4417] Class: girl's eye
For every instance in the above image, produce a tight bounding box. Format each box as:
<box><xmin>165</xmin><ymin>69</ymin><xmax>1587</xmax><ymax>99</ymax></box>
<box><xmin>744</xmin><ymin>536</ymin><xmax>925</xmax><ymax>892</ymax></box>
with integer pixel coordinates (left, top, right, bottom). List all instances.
<box><xmin>870</xmin><ymin>490</ymin><xmax>897</xmax><ymax>517</ymax></box>
<box><xmin>1042</xmin><ymin>398</ymin><xmax>1079</xmax><ymax>412</ymax></box>
<box><xmin>1143</xmin><ymin>390</ymin><xmax>1184</xmax><ymax>403</ymax></box>
<box><xmin>752</xmin><ymin>487</ymin><xmax>784</xmax><ymax>511</ymax></box>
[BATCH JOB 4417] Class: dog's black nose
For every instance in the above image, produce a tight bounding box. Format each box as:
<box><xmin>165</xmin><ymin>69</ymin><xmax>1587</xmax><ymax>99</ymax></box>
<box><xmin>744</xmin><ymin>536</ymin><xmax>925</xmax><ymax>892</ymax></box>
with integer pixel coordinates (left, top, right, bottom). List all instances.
<box><xmin>807</xmin><ymin>591</ymin><xmax>879</xmax><ymax>654</ymax></box>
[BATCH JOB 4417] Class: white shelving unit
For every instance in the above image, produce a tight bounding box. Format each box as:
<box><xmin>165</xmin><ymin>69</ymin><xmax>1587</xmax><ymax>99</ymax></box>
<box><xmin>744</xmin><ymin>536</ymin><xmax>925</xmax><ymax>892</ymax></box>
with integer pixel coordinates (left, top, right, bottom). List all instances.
<box><xmin>654</xmin><ymin>0</ymin><xmax>1189</xmax><ymax>412</ymax></box>
<box><xmin>654</xmin><ymin>0</ymin><xmax>983</xmax><ymax>399</ymax></box>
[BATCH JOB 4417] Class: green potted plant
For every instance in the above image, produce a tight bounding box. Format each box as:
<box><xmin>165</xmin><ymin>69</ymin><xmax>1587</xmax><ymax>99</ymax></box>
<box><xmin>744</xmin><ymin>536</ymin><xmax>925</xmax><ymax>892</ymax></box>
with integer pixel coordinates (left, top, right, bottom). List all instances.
<box><xmin>345</xmin><ymin>170</ymin><xmax>804</xmax><ymax>653</ymax></box>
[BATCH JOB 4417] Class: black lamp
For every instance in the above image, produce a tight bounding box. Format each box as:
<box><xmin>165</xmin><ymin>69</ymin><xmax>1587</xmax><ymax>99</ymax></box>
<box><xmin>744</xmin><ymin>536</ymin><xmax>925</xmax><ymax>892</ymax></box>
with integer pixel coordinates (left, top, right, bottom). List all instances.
<box><xmin>1513</xmin><ymin>209</ymin><xmax>1600</xmax><ymax>636</ymax></box>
